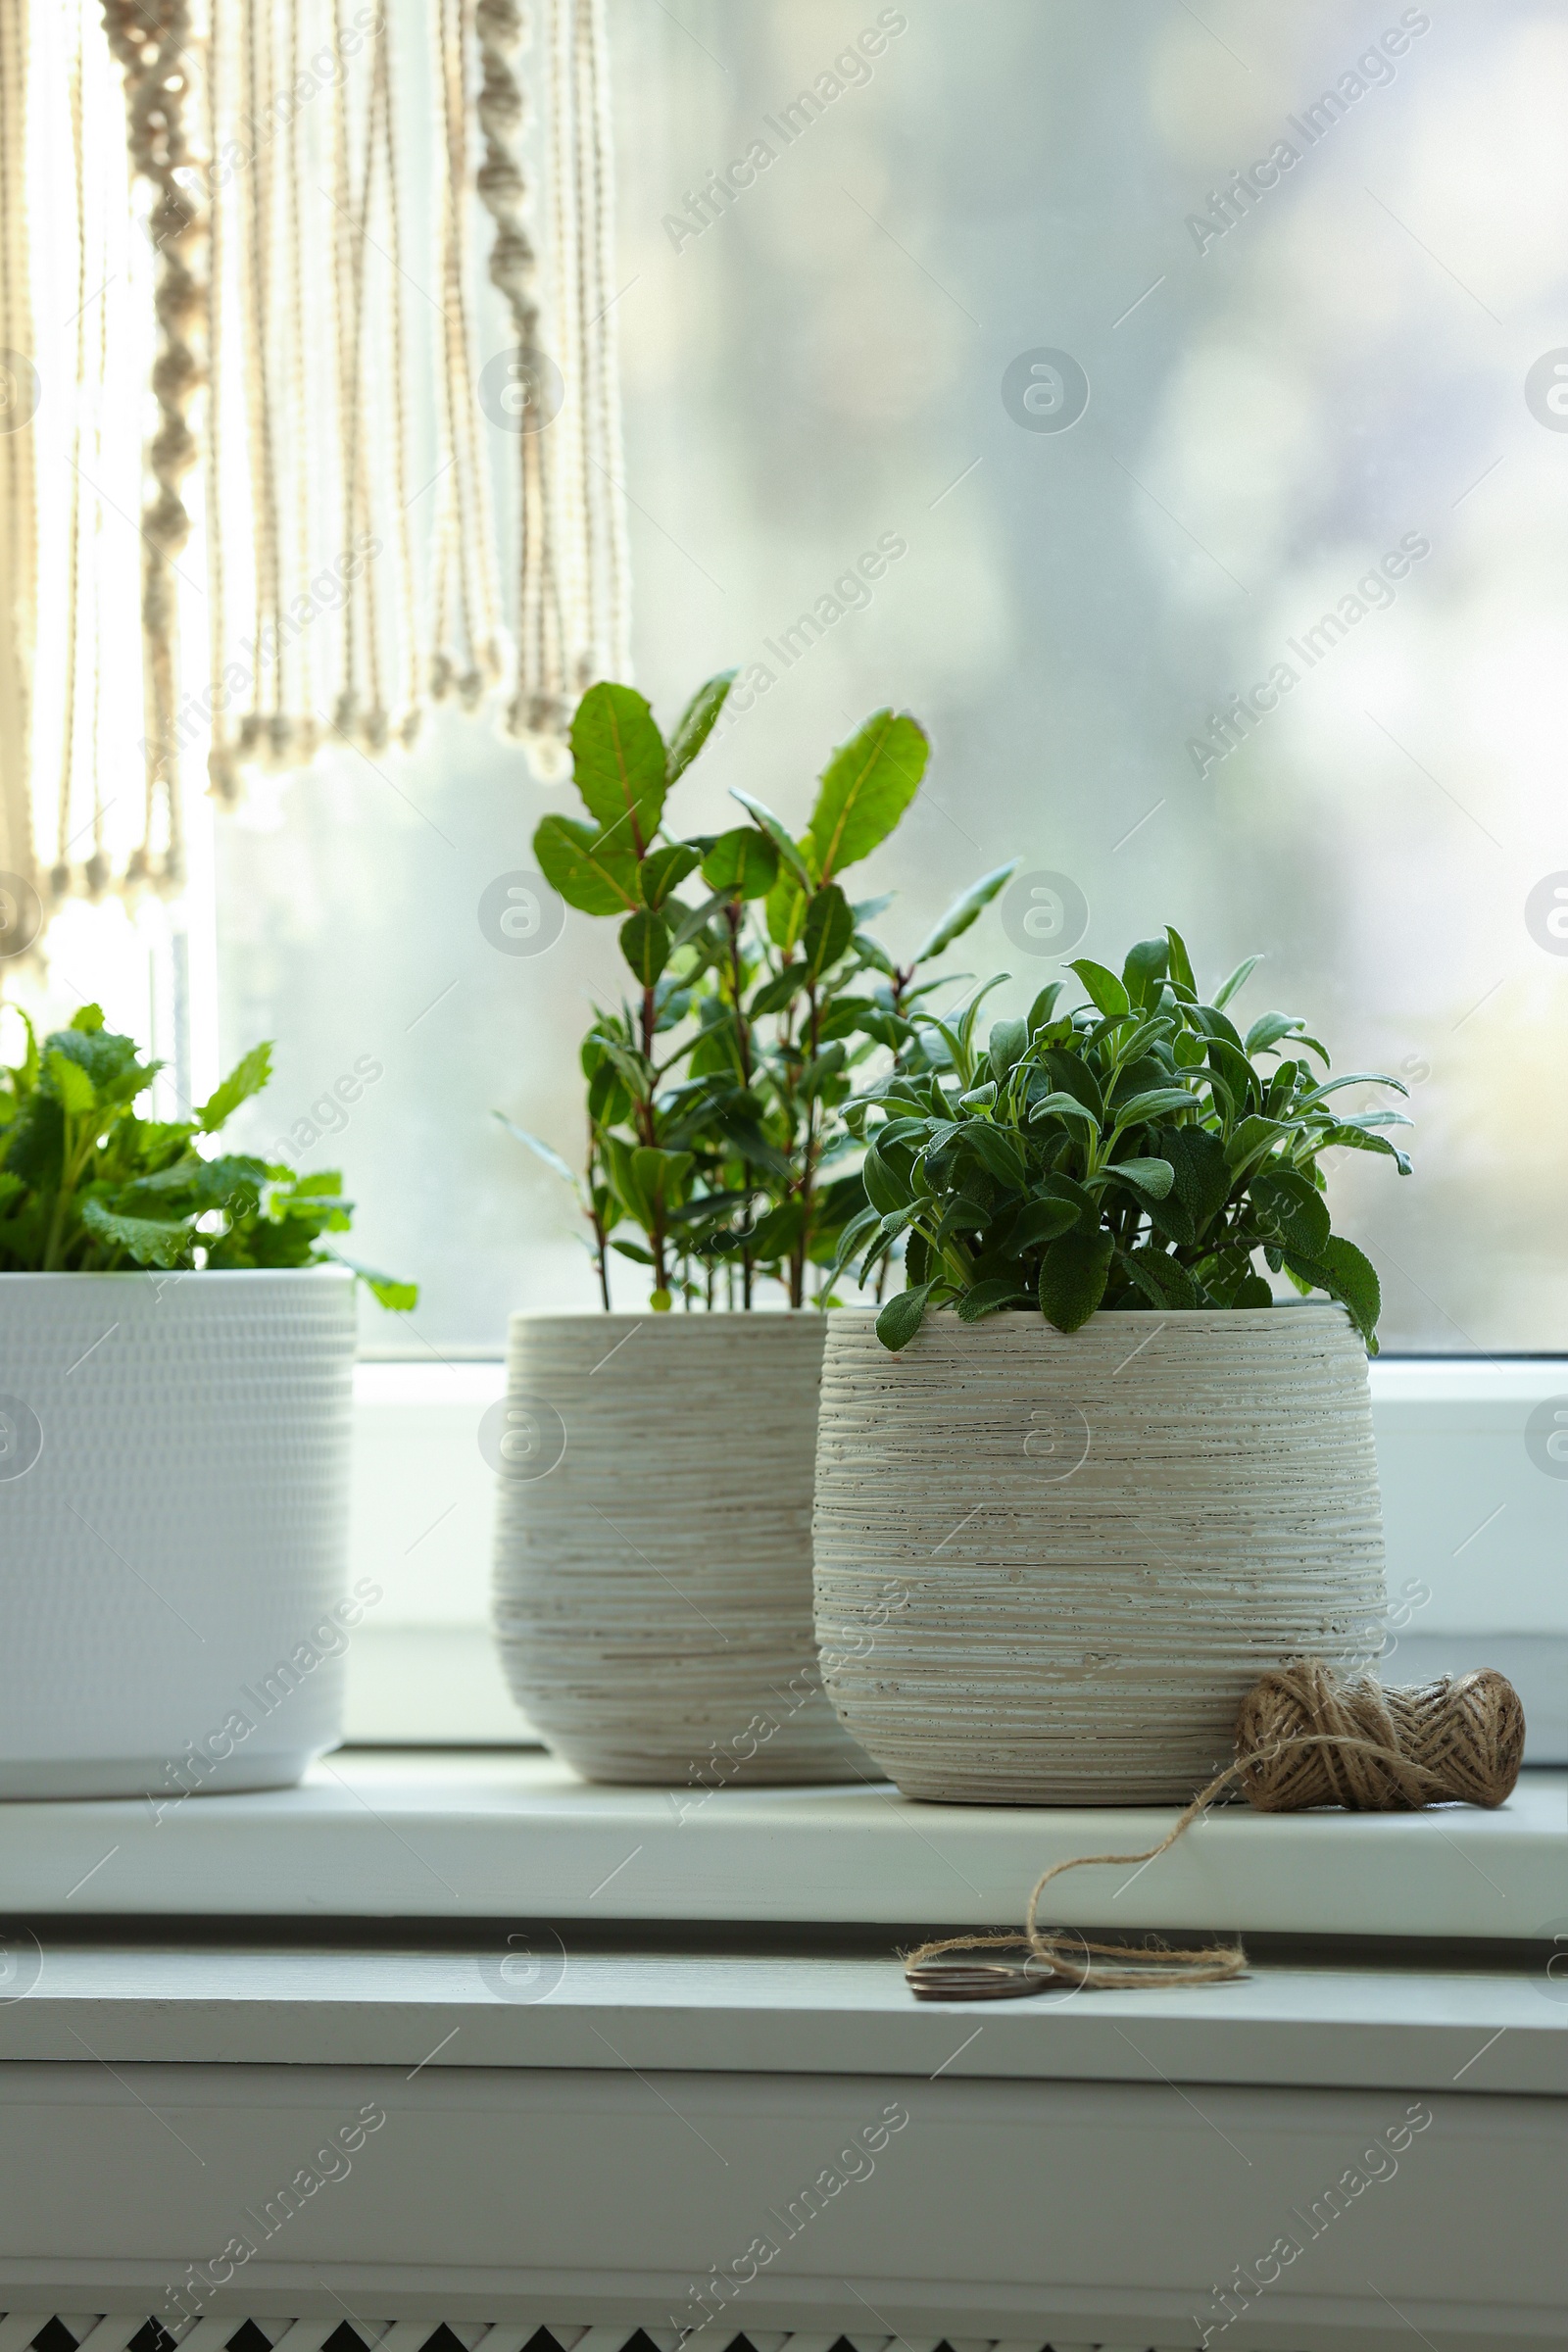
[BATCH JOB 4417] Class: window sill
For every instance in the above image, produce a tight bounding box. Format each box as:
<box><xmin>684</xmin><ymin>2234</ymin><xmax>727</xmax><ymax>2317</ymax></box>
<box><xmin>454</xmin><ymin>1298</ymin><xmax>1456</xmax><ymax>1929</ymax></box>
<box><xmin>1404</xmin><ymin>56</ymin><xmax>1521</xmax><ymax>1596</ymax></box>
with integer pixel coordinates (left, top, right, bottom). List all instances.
<box><xmin>4</xmin><ymin>1748</ymin><xmax>1559</xmax><ymax>1942</ymax></box>
<box><xmin>0</xmin><ymin>1926</ymin><xmax>1557</xmax><ymax>2097</ymax></box>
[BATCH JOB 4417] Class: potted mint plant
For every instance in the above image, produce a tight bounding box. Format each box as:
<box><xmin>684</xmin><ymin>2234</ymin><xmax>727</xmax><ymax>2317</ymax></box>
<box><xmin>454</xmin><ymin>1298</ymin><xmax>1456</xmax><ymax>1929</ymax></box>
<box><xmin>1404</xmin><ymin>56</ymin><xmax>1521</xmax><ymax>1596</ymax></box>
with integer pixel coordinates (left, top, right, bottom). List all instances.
<box><xmin>491</xmin><ymin>673</ymin><xmax>1013</xmax><ymax>1786</ymax></box>
<box><xmin>0</xmin><ymin>1005</ymin><xmax>413</xmax><ymax>1798</ymax></box>
<box><xmin>811</xmin><ymin>927</ymin><xmax>1404</xmax><ymax>1804</ymax></box>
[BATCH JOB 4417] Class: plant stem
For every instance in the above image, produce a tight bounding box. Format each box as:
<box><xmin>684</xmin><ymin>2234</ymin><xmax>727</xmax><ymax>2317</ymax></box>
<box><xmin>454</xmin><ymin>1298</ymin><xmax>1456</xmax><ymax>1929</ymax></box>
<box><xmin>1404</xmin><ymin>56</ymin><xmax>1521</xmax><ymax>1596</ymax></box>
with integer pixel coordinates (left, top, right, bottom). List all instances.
<box><xmin>628</xmin><ymin>986</ymin><xmax>669</xmax><ymax>1296</ymax></box>
<box><xmin>588</xmin><ymin>1140</ymin><xmax>612</xmax><ymax>1311</ymax></box>
<box><xmin>790</xmin><ymin>977</ymin><xmax>823</xmax><ymax>1310</ymax></box>
<box><xmin>725</xmin><ymin>904</ymin><xmax>757</xmax><ymax>1310</ymax></box>
<box><xmin>42</xmin><ymin>1113</ymin><xmax>85</xmax><ymax>1271</ymax></box>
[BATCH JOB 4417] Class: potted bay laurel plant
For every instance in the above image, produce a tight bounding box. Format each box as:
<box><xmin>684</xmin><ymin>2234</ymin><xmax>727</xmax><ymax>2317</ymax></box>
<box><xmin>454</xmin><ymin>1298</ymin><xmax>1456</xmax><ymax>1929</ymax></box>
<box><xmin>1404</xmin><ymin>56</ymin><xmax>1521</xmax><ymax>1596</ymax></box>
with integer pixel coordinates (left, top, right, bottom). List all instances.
<box><xmin>0</xmin><ymin>1004</ymin><xmax>413</xmax><ymax>1798</ymax></box>
<box><xmin>811</xmin><ymin>925</ymin><xmax>1406</xmax><ymax>1803</ymax></box>
<box><xmin>491</xmin><ymin>671</ymin><xmax>1013</xmax><ymax>1785</ymax></box>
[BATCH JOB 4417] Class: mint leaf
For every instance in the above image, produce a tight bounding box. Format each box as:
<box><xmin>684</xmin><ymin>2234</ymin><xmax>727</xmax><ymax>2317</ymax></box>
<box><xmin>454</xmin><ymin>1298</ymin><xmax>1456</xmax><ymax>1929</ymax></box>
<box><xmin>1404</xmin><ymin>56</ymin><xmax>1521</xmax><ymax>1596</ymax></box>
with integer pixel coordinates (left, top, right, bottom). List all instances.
<box><xmin>198</xmin><ymin>1041</ymin><xmax>272</xmax><ymax>1133</ymax></box>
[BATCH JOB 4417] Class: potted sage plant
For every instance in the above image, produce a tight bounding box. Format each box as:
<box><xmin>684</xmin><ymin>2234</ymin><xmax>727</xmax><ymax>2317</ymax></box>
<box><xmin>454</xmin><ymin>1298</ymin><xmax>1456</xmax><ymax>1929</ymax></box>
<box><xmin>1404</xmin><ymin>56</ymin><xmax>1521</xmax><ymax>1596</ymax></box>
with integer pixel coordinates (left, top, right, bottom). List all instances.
<box><xmin>0</xmin><ymin>1004</ymin><xmax>413</xmax><ymax>1799</ymax></box>
<box><xmin>811</xmin><ymin>926</ymin><xmax>1406</xmax><ymax>1804</ymax></box>
<box><xmin>490</xmin><ymin>671</ymin><xmax>1013</xmax><ymax>1787</ymax></box>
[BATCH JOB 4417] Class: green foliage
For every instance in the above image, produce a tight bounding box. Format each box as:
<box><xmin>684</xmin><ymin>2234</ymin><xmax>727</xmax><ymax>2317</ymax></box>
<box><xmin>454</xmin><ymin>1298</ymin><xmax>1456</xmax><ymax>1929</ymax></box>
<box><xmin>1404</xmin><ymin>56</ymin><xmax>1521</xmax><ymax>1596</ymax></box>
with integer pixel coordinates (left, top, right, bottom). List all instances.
<box><xmin>567</xmin><ymin>685</ymin><xmax>669</xmax><ymax>849</ymax></box>
<box><xmin>534</xmin><ymin>812</ymin><xmax>640</xmax><ymax>914</ymax></box>
<box><xmin>521</xmin><ymin>678</ymin><xmax>1015</xmax><ymax>1311</ymax></box>
<box><xmin>804</xmin><ymin>709</ymin><xmax>928</xmax><ymax>880</ymax></box>
<box><xmin>0</xmin><ymin>1007</ymin><xmax>416</xmax><ymax>1308</ymax></box>
<box><xmin>839</xmin><ymin>927</ymin><xmax>1407</xmax><ymax>1354</ymax></box>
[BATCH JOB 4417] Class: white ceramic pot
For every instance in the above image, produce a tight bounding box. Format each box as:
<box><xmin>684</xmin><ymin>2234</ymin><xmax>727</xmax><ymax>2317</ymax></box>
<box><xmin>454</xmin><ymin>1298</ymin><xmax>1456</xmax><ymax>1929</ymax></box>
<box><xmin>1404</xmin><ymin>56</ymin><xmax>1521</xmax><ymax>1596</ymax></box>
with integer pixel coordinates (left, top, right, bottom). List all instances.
<box><xmin>812</xmin><ymin>1306</ymin><xmax>1388</xmax><ymax>1804</ymax></box>
<box><xmin>0</xmin><ymin>1268</ymin><xmax>358</xmax><ymax>1799</ymax></box>
<box><xmin>492</xmin><ymin>1313</ymin><xmax>872</xmax><ymax>1786</ymax></box>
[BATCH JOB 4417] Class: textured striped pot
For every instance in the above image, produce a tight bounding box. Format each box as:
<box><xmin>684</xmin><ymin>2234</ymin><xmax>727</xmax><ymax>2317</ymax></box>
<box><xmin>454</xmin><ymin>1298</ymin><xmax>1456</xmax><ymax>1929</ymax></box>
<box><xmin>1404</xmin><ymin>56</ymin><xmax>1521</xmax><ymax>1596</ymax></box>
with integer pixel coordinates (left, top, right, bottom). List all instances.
<box><xmin>492</xmin><ymin>1313</ymin><xmax>872</xmax><ymax>1786</ymax></box>
<box><xmin>812</xmin><ymin>1305</ymin><xmax>1387</xmax><ymax>1804</ymax></box>
<box><xmin>0</xmin><ymin>1268</ymin><xmax>357</xmax><ymax>1799</ymax></box>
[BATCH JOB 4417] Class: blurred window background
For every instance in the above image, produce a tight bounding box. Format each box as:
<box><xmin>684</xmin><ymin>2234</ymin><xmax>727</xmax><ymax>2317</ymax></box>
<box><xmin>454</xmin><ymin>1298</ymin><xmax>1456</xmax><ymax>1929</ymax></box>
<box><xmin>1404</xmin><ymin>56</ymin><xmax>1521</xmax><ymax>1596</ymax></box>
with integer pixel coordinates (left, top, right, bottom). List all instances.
<box><xmin>209</xmin><ymin>0</ymin><xmax>1568</xmax><ymax>1357</ymax></box>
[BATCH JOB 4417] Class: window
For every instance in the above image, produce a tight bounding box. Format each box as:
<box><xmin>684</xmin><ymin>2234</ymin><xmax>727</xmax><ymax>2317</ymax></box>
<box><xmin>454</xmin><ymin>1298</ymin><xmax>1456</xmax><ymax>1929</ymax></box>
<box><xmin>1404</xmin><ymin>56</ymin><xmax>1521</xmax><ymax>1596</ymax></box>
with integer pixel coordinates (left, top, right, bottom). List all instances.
<box><xmin>205</xmin><ymin>0</ymin><xmax>1566</xmax><ymax>1359</ymax></box>
<box><xmin>7</xmin><ymin>2</ymin><xmax>1562</xmax><ymax>1746</ymax></box>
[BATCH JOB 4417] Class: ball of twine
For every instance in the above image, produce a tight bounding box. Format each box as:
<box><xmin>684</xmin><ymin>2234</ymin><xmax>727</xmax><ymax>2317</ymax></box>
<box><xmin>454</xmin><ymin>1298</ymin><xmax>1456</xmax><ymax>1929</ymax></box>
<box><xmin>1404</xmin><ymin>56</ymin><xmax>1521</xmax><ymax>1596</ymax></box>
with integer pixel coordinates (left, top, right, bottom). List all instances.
<box><xmin>905</xmin><ymin>1657</ymin><xmax>1526</xmax><ymax>2001</ymax></box>
<box><xmin>1236</xmin><ymin>1659</ymin><xmax>1524</xmax><ymax>1812</ymax></box>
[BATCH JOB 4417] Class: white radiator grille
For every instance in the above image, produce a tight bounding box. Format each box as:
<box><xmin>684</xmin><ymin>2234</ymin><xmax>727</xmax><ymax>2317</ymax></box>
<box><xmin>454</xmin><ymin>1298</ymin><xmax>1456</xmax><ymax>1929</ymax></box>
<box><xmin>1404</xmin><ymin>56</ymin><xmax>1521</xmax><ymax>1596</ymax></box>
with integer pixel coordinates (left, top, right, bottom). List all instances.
<box><xmin>0</xmin><ymin>2321</ymin><xmax>1184</xmax><ymax>2352</ymax></box>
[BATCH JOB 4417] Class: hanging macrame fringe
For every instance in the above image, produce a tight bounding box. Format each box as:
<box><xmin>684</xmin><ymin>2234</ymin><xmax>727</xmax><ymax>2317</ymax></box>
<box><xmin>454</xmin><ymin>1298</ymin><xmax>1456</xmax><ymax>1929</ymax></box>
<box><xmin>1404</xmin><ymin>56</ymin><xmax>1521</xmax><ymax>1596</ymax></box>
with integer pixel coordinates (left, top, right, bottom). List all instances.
<box><xmin>2</xmin><ymin>0</ymin><xmax>632</xmax><ymax>930</ymax></box>
<box><xmin>201</xmin><ymin>0</ymin><xmax>629</xmax><ymax>795</ymax></box>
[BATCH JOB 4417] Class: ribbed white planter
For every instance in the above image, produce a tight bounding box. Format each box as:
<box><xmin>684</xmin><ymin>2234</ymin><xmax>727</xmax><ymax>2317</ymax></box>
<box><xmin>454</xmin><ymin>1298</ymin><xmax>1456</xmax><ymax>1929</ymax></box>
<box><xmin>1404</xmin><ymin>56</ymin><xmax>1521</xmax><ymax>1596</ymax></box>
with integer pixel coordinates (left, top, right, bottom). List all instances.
<box><xmin>812</xmin><ymin>1306</ymin><xmax>1388</xmax><ymax>1804</ymax></box>
<box><xmin>0</xmin><ymin>1268</ymin><xmax>357</xmax><ymax>1799</ymax></box>
<box><xmin>492</xmin><ymin>1313</ymin><xmax>872</xmax><ymax>1786</ymax></box>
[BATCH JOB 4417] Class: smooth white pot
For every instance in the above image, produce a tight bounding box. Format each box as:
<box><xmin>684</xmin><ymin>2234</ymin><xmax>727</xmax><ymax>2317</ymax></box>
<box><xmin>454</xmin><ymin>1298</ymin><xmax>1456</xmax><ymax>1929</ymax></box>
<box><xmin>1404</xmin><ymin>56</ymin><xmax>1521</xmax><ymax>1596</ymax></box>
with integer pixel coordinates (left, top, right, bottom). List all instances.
<box><xmin>492</xmin><ymin>1313</ymin><xmax>873</xmax><ymax>1786</ymax></box>
<box><xmin>0</xmin><ymin>1268</ymin><xmax>357</xmax><ymax>1799</ymax></box>
<box><xmin>812</xmin><ymin>1306</ymin><xmax>1388</xmax><ymax>1804</ymax></box>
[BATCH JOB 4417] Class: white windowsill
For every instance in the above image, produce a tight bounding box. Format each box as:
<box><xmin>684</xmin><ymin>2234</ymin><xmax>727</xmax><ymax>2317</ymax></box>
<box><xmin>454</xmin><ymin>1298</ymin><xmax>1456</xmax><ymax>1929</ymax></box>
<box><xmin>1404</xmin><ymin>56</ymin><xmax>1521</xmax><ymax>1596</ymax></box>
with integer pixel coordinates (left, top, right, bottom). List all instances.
<box><xmin>4</xmin><ymin>1749</ymin><xmax>1561</xmax><ymax>1941</ymax></box>
<box><xmin>0</xmin><ymin>1935</ymin><xmax>1558</xmax><ymax>2096</ymax></box>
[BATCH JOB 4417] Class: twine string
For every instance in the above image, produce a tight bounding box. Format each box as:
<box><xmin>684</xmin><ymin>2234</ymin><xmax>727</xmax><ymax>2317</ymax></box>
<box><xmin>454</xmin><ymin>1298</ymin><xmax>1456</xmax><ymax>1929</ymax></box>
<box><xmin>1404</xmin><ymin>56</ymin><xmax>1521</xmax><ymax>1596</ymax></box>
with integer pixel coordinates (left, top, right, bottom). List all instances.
<box><xmin>905</xmin><ymin>1664</ymin><xmax>1525</xmax><ymax>1999</ymax></box>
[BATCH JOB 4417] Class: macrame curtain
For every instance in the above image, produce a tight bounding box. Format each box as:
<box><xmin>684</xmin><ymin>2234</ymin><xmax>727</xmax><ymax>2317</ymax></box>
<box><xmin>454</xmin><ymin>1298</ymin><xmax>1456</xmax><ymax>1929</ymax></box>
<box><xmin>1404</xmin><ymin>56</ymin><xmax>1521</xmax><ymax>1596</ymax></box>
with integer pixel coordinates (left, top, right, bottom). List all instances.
<box><xmin>0</xmin><ymin>0</ymin><xmax>628</xmax><ymax>944</ymax></box>
<box><xmin>1</xmin><ymin>0</ymin><xmax>153</xmax><ymax>927</ymax></box>
<box><xmin>211</xmin><ymin>0</ymin><xmax>630</xmax><ymax>786</ymax></box>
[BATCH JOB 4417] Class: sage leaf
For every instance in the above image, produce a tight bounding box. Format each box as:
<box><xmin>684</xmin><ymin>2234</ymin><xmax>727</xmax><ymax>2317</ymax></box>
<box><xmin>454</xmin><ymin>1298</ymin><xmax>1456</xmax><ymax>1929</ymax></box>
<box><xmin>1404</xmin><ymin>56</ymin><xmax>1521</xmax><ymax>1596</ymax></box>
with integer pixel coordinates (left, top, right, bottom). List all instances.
<box><xmin>1026</xmin><ymin>981</ymin><xmax>1064</xmax><ymax>1035</ymax></box>
<box><xmin>986</xmin><ymin>1017</ymin><xmax>1029</xmax><ymax>1082</ymax></box>
<box><xmin>1163</xmin><ymin>1126</ymin><xmax>1231</xmax><ymax>1230</ymax></box>
<box><xmin>1067</xmin><ymin>957</ymin><xmax>1131</xmax><ymax>1017</ymax></box>
<box><xmin>957</xmin><ymin>1120</ymin><xmax>1026</xmax><ymax>1189</ymax></box>
<box><xmin>1245</xmin><ymin>1010</ymin><xmax>1305</xmax><ymax>1056</ymax></box>
<box><xmin>957</xmin><ymin>1278</ymin><xmax>1029</xmax><ymax>1321</ymax></box>
<box><xmin>1121</xmin><ymin>937</ymin><xmax>1169</xmax><ymax>1004</ymax></box>
<box><xmin>1109</xmin><ymin>1086</ymin><xmax>1195</xmax><ymax>1134</ymax></box>
<box><xmin>1119</xmin><ymin>1245</ymin><xmax>1200</xmax><ymax>1310</ymax></box>
<box><xmin>1213</xmin><ymin>953</ymin><xmax>1262</xmax><ymax>1008</ymax></box>
<box><xmin>1009</xmin><ymin>1194</ymin><xmax>1081</xmax><ymax>1251</ymax></box>
<box><xmin>1164</xmin><ymin>923</ymin><xmax>1197</xmax><ymax>995</ymax></box>
<box><xmin>876</xmin><ymin>1281</ymin><xmax>933</xmax><ymax>1351</ymax></box>
<box><xmin>1282</xmin><ymin>1233</ymin><xmax>1382</xmax><ymax>1349</ymax></box>
<box><xmin>1039</xmin><ymin>1229</ymin><xmax>1115</xmax><ymax>1332</ymax></box>
<box><xmin>912</xmin><ymin>859</ymin><xmax>1018</xmax><ymax>964</ymax></box>
<box><xmin>1104</xmin><ymin>1155</ymin><xmax>1175</xmax><ymax>1200</ymax></box>
<box><xmin>861</xmin><ymin>1144</ymin><xmax>912</xmax><ymax>1215</ymax></box>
